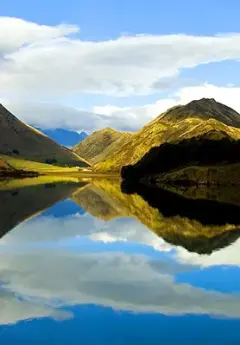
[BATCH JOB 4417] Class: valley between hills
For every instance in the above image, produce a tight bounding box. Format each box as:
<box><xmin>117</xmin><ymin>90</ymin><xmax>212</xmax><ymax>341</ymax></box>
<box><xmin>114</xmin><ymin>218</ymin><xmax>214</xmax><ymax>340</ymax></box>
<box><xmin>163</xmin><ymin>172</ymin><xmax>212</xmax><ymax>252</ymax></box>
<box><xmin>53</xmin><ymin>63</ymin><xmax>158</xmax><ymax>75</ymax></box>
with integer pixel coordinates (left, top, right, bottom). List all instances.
<box><xmin>1</xmin><ymin>97</ymin><xmax>240</xmax><ymax>186</ymax></box>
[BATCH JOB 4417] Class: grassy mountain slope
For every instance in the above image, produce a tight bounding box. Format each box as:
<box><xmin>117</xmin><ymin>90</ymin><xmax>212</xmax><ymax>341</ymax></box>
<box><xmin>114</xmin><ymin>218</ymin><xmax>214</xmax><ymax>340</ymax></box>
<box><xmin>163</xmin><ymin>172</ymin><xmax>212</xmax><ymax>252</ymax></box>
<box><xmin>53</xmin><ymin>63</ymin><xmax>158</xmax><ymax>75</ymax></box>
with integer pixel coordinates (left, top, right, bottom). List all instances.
<box><xmin>73</xmin><ymin>128</ymin><xmax>132</xmax><ymax>164</ymax></box>
<box><xmin>0</xmin><ymin>104</ymin><xmax>89</xmax><ymax>167</ymax></box>
<box><xmin>73</xmin><ymin>178</ymin><xmax>240</xmax><ymax>254</ymax></box>
<box><xmin>0</xmin><ymin>154</ymin><xmax>92</xmax><ymax>175</ymax></box>
<box><xmin>94</xmin><ymin>99</ymin><xmax>240</xmax><ymax>172</ymax></box>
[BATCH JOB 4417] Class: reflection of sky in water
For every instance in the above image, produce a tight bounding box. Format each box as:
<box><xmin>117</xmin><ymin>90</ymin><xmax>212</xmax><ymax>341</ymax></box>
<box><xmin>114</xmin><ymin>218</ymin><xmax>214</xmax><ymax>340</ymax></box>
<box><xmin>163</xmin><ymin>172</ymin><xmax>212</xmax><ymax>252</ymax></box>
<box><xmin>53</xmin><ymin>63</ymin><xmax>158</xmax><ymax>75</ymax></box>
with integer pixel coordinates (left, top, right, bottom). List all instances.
<box><xmin>1</xmin><ymin>198</ymin><xmax>240</xmax><ymax>344</ymax></box>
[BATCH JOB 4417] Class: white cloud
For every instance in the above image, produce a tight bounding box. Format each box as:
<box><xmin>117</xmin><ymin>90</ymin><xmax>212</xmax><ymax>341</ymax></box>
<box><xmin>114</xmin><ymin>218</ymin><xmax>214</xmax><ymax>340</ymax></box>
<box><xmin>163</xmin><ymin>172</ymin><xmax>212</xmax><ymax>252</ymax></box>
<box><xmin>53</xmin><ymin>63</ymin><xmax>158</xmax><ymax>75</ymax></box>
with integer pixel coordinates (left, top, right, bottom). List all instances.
<box><xmin>5</xmin><ymin>101</ymin><xmax>105</xmax><ymax>132</ymax></box>
<box><xmin>1</xmin><ymin>214</ymin><xmax>173</xmax><ymax>254</ymax></box>
<box><xmin>0</xmin><ymin>289</ymin><xmax>72</xmax><ymax>325</ymax></box>
<box><xmin>175</xmin><ymin>83</ymin><xmax>240</xmax><ymax>112</ymax></box>
<box><xmin>4</xmin><ymin>211</ymin><xmax>240</xmax><ymax>268</ymax></box>
<box><xmin>4</xmin><ymin>83</ymin><xmax>240</xmax><ymax>132</ymax></box>
<box><xmin>175</xmin><ymin>237</ymin><xmax>240</xmax><ymax>267</ymax></box>
<box><xmin>1</xmin><ymin>248</ymin><xmax>240</xmax><ymax>325</ymax></box>
<box><xmin>1</xmin><ymin>17</ymin><xmax>240</xmax><ymax>98</ymax></box>
<box><xmin>0</xmin><ymin>17</ymin><xmax>78</xmax><ymax>55</ymax></box>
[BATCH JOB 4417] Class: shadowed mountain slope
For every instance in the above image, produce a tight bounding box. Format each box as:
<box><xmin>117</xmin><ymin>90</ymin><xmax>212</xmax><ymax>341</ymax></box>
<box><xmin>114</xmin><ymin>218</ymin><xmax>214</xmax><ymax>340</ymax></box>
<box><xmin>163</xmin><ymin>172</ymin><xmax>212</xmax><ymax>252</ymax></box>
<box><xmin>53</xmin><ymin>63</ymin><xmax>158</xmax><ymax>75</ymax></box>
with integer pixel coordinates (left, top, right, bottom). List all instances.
<box><xmin>121</xmin><ymin>135</ymin><xmax>240</xmax><ymax>182</ymax></box>
<box><xmin>0</xmin><ymin>104</ymin><xmax>89</xmax><ymax>167</ymax></box>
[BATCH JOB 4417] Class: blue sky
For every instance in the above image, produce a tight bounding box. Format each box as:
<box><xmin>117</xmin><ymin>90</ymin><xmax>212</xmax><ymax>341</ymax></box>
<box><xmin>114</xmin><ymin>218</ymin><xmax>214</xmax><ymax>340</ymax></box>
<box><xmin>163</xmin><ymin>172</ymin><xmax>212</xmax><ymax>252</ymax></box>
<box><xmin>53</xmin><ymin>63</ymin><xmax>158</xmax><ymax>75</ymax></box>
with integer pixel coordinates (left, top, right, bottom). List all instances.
<box><xmin>1</xmin><ymin>0</ymin><xmax>240</xmax><ymax>37</ymax></box>
<box><xmin>1</xmin><ymin>0</ymin><xmax>240</xmax><ymax>131</ymax></box>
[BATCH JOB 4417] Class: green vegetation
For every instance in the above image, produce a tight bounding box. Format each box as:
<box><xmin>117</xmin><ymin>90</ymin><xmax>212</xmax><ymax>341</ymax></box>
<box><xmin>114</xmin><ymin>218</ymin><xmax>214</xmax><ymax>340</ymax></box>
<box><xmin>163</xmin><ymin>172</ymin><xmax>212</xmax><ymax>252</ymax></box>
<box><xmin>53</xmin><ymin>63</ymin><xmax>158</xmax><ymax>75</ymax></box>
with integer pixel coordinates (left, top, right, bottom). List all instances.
<box><xmin>73</xmin><ymin>127</ymin><xmax>132</xmax><ymax>164</ymax></box>
<box><xmin>121</xmin><ymin>136</ymin><xmax>240</xmax><ymax>181</ymax></box>
<box><xmin>0</xmin><ymin>154</ymin><xmax>83</xmax><ymax>173</ymax></box>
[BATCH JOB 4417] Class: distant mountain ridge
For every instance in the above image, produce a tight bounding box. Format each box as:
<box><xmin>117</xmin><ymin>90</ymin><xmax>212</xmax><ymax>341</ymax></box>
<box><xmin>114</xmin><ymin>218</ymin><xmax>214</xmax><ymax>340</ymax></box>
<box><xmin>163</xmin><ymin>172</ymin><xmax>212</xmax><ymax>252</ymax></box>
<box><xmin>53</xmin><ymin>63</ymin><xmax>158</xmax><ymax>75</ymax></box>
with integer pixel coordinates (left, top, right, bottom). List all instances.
<box><xmin>35</xmin><ymin>127</ymin><xmax>88</xmax><ymax>147</ymax></box>
<box><xmin>0</xmin><ymin>104</ymin><xmax>89</xmax><ymax>168</ymax></box>
<box><xmin>93</xmin><ymin>98</ymin><xmax>240</xmax><ymax>172</ymax></box>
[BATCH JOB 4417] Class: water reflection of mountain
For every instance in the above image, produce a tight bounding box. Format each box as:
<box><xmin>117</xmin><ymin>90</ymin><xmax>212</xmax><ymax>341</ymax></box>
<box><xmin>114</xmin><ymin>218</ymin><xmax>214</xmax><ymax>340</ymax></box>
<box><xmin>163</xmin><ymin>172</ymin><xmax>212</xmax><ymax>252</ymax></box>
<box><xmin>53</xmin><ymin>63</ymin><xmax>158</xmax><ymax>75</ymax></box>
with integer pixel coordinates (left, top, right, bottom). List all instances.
<box><xmin>73</xmin><ymin>179</ymin><xmax>240</xmax><ymax>254</ymax></box>
<box><xmin>0</xmin><ymin>178</ymin><xmax>86</xmax><ymax>238</ymax></box>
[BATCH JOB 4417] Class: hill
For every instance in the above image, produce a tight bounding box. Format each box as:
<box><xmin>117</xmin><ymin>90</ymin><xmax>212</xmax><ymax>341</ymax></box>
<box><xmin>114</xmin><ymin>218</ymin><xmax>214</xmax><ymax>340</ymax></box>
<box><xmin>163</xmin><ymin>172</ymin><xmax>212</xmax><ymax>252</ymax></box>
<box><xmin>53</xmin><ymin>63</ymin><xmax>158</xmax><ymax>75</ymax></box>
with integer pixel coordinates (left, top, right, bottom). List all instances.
<box><xmin>94</xmin><ymin>98</ymin><xmax>240</xmax><ymax>172</ymax></box>
<box><xmin>35</xmin><ymin>127</ymin><xmax>88</xmax><ymax>147</ymax></box>
<box><xmin>73</xmin><ymin>127</ymin><xmax>132</xmax><ymax>164</ymax></box>
<box><xmin>0</xmin><ymin>104</ymin><xmax>89</xmax><ymax>168</ymax></box>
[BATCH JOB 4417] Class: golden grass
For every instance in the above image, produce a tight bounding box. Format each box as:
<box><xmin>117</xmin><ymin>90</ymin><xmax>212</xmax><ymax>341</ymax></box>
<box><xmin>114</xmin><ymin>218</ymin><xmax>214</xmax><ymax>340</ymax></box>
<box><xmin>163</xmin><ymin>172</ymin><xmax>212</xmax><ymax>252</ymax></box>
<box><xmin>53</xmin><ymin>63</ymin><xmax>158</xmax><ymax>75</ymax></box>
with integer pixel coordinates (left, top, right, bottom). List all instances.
<box><xmin>1</xmin><ymin>155</ymin><xmax>84</xmax><ymax>173</ymax></box>
<box><xmin>73</xmin><ymin>128</ymin><xmax>133</xmax><ymax>164</ymax></box>
<box><xmin>0</xmin><ymin>175</ymin><xmax>83</xmax><ymax>191</ymax></box>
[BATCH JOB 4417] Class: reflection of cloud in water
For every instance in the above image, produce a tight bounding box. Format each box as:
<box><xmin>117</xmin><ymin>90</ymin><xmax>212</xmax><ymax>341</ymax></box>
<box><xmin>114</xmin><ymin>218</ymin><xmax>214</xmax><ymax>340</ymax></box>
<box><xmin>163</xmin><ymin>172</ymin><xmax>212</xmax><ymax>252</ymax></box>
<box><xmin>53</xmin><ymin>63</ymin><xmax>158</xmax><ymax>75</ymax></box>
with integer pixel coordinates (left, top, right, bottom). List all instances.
<box><xmin>3</xmin><ymin>213</ymin><xmax>240</xmax><ymax>268</ymax></box>
<box><xmin>0</xmin><ymin>215</ymin><xmax>172</xmax><ymax>252</ymax></box>
<box><xmin>0</xmin><ymin>288</ymin><xmax>72</xmax><ymax>325</ymax></box>
<box><xmin>175</xmin><ymin>238</ymin><xmax>240</xmax><ymax>267</ymax></box>
<box><xmin>0</xmin><ymin>249</ymin><xmax>240</xmax><ymax>325</ymax></box>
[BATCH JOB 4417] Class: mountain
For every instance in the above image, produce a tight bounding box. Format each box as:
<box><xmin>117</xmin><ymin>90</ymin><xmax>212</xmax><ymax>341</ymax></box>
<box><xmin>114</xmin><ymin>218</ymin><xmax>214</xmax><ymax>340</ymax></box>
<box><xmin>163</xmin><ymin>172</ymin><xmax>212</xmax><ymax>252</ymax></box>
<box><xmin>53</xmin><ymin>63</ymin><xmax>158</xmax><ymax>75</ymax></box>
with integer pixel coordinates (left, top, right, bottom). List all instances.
<box><xmin>94</xmin><ymin>98</ymin><xmax>240</xmax><ymax>172</ymax></box>
<box><xmin>35</xmin><ymin>128</ymin><xmax>88</xmax><ymax>147</ymax></box>
<box><xmin>0</xmin><ymin>104</ymin><xmax>89</xmax><ymax>167</ymax></box>
<box><xmin>73</xmin><ymin>127</ymin><xmax>133</xmax><ymax>164</ymax></box>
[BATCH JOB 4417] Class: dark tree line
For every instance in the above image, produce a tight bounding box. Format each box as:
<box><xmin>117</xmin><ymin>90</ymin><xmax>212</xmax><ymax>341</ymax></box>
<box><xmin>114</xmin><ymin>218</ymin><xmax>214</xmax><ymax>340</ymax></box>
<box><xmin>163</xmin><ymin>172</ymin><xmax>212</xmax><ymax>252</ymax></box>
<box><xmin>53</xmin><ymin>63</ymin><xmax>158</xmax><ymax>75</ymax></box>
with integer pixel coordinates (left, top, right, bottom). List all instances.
<box><xmin>121</xmin><ymin>137</ymin><xmax>240</xmax><ymax>179</ymax></box>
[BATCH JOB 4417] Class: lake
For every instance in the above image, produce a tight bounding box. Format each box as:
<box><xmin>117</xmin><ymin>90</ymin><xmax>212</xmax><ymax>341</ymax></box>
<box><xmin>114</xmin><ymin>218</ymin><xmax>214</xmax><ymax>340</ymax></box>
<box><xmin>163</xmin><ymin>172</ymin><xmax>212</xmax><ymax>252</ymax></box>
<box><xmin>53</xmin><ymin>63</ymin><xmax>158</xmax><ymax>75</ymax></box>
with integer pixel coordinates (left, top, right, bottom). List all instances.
<box><xmin>0</xmin><ymin>177</ymin><xmax>240</xmax><ymax>344</ymax></box>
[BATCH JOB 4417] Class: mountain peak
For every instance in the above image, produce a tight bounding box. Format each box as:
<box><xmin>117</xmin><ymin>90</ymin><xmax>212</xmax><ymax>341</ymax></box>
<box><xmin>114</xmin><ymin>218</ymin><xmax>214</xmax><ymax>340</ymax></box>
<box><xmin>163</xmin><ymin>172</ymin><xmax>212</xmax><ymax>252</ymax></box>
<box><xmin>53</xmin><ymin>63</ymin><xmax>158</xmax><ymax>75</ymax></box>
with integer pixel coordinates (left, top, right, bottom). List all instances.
<box><xmin>0</xmin><ymin>104</ymin><xmax>16</xmax><ymax>120</ymax></box>
<box><xmin>185</xmin><ymin>97</ymin><xmax>219</xmax><ymax>111</ymax></box>
<box><xmin>160</xmin><ymin>98</ymin><xmax>240</xmax><ymax>128</ymax></box>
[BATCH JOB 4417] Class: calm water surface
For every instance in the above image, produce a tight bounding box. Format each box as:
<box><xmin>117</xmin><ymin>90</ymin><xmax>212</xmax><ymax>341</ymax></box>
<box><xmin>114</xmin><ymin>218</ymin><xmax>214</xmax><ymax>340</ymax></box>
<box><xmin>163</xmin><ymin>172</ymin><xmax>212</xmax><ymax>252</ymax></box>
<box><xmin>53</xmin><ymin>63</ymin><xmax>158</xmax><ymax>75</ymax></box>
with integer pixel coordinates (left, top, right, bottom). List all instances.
<box><xmin>0</xmin><ymin>178</ymin><xmax>240</xmax><ymax>344</ymax></box>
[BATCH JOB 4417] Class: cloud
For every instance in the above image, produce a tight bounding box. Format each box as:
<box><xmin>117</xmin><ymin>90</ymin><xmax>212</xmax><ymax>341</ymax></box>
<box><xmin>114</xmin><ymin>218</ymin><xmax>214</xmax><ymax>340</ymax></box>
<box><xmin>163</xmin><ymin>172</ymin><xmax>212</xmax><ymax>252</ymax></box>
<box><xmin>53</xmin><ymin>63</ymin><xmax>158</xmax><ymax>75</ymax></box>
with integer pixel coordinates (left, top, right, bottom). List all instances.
<box><xmin>5</xmin><ymin>101</ymin><xmax>105</xmax><ymax>132</ymax></box>
<box><xmin>0</xmin><ymin>288</ymin><xmax>72</xmax><ymax>325</ymax></box>
<box><xmin>4</xmin><ymin>211</ymin><xmax>240</xmax><ymax>268</ymax></box>
<box><xmin>3</xmin><ymin>98</ymin><xmax>175</xmax><ymax>132</ymax></box>
<box><xmin>0</xmin><ymin>16</ymin><xmax>78</xmax><ymax>55</ymax></box>
<box><xmin>4</xmin><ymin>83</ymin><xmax>240</xmax><ymax>132</ymax></box>
<box><xmin>90</xmin><ymin>83</ymin><xmax>240</xmax><ymax>131</ymax></box>
<box><xmin>0</xmin><ymin>214</ymin><xmax>173</xmax><ymax>254</ymax></box>
<box><xmin>175</xmin><ymin>237</ymin><xmax>240</xmax><ymax>267</ymax></box>
<box><xmin>1</xmin><ymin>248</ymin><xmax>240</xmax><ymax>326</ymax></box>
<box><xmin>1</xmin><ymin>17</ymin><xmax>240</xmax><ymax>98</ymax></box>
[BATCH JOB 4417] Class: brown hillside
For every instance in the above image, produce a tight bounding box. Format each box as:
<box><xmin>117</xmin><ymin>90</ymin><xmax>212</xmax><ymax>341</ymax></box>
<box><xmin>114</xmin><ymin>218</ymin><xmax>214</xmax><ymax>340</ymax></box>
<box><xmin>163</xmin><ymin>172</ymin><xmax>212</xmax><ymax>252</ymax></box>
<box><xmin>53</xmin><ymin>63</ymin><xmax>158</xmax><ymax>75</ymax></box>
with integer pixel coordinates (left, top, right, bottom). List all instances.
<box><xmin>0</xmin><ymin>104</ymin><xmax>89</xmax><ymax>167</ymax></box>
<box><xmin>73</xmin><ymin>127</ymin><xmax>132</xmax><ymax>164</ymax></box>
